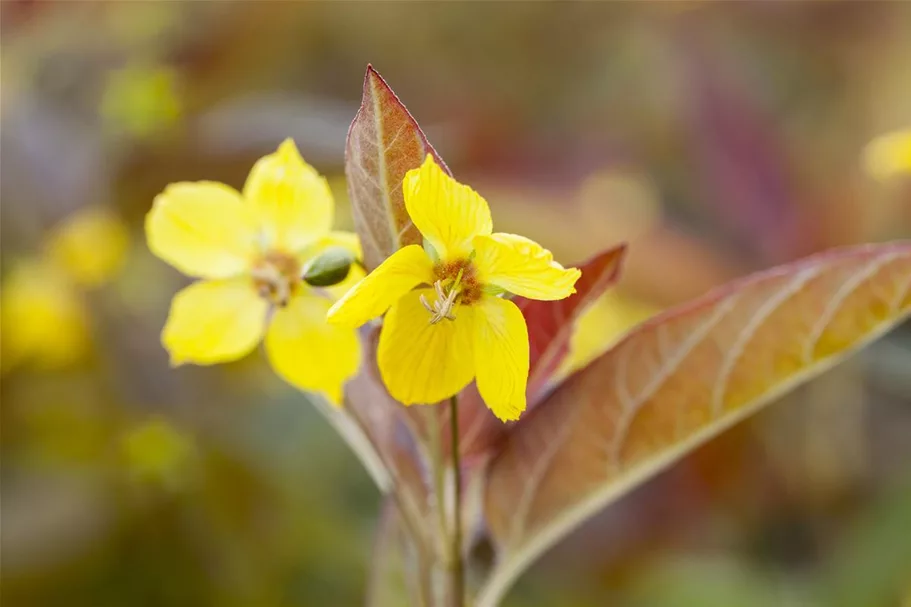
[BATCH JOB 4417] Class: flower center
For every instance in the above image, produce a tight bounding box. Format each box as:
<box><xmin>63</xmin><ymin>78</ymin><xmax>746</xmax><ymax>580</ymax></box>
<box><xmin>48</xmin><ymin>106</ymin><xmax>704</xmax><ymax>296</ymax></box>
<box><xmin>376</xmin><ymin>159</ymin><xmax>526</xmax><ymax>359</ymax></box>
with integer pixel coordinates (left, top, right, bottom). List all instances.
<box><xmin>420</xmin><ymin>259</ymin><xmax>483</xmax><ymax>324</ymax></box>
<box><xmin>251</xmin><ymin>251</ymin><xmax>301</xmax><ymax>307</ymax></box>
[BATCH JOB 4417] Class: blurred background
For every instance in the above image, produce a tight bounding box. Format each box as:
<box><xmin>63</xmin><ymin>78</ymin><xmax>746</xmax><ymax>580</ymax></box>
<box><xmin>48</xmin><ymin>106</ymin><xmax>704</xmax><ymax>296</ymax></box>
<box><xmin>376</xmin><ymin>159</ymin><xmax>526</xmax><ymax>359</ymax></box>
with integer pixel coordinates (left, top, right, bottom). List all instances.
<box><xmin>1</xmin><ymin>2</ymin><xmax>910</xmax><ymax>606</ymax></box>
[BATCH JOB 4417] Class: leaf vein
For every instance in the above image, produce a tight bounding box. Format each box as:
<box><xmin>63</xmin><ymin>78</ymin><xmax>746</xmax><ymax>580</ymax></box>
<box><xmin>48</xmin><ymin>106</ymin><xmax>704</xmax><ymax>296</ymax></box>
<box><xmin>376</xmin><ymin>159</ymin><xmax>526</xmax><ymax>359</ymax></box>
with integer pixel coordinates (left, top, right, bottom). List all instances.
<box><xmin>711</xmin><ymin>267</ymin><xmax>818</xmax><ymax>417</ymax></box>
<box><xmin>804</xmin><ymin>255</ymin><xmax>897</xmax><ymax>363</ymax></box>
<box><xmin>507</xmin><ymin>403</ymin><xmax>582</xmax><ymax>550</ymax></box>
<box><xmin>610</xmin><ymin>293</ymin><xmax>741</xmax><ymax>468</ymax></box>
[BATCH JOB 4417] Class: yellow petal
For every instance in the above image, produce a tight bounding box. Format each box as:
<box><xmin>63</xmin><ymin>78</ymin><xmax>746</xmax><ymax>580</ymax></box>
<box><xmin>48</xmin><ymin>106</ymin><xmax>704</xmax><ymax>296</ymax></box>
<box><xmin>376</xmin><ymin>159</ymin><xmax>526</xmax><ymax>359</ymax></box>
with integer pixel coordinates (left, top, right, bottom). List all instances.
<box><xmin>324</xmin><ymin>264</ymin><xmax>367</xmax><ymax>303</ymax></box>
<box><xmin>265</xmin><ymin>293</ymin><xmax>361</xmax><ymax>404</ymax></box>
<box><xmin>403</xmin><ymin>155</ymin><xmax>492</xmax><ymax>260</ymax></box>
<box><xmin>474</xmin><ymin>233</ymin><xmax>581</xmax><ymax>301</ymax></box>
<box><xmin>473</xmin><ymin>296</ymin><xmax>529</xmax><ymax>422</ymax></box>
<box><xmin>377</xmin><ymin>289</ymin><xmax>475</xmax><ymax>405</ymax></box>
<box><xmin>306</xmin><ymin>230</ymin><xmax>363</xmax><ymax>260</ymax></box>
<box><xmin>326</xmin><ymin>244</ymin><xmax>433</xmax><ymax>327</ymax></box>
<box><xmin>299</xmin><ymin>230</ymin><xmax>362</xmax><ymax>277</ymax></box>
<box><xmin>146</xmin><ymin>181</ymin><xmax>259</xmax><ymax>278</ymax></box>
<box><xmin>45</xmin><ymin>206</ymin><xmax>130</xmax><ymax>288</ymax></box>
<box><xmin>243</xmin><ymin>138</ymin><xmax>333</xmax><ymax>253</ymax></box>
<box><xmin>162</xmin><ymin>279</ymin><xmax>267</xmax><ymax>365</ymax></box>
<box><xmin>863</xmin><ymin>128</ymin><xmax>911</xmax><ymax>181</ymax></box>
<box><xmin>323</xmin><ymin>266</ymin><xmax>367</xmax><ymax>304</ymax></box>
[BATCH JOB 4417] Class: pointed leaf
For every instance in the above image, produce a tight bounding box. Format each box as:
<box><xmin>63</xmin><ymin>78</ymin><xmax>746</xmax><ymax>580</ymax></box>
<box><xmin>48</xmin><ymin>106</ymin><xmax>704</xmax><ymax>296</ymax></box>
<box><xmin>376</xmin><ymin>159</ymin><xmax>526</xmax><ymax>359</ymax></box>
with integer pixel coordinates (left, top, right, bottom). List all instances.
<box><xmin>346</xmin><ymin>66</ymin><xmax>450</xmax><ymax>270</ymax></box>
<box><xmin>457</xmin><ymin>245</ymin><xmax>628</xmax><ymax>459</ymax></box>
<box><xmin>478</xmin><ymin>242</ymin><xmax>911</xmax><ymax>607</ymax></box>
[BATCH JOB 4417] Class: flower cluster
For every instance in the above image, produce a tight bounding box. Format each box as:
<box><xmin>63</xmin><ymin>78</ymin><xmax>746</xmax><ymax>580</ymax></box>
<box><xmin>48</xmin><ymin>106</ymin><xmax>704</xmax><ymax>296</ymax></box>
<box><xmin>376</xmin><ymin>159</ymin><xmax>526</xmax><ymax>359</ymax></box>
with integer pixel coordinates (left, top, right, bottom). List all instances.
<box><xmin>2</xmin><ymin>206</ymin><xmax>129</xmax><ymax>371</ymax></box>
<box><xmin>148</xmin><ymin>145</ymin><xmax>580</xmax><ymax>421</ymax></box>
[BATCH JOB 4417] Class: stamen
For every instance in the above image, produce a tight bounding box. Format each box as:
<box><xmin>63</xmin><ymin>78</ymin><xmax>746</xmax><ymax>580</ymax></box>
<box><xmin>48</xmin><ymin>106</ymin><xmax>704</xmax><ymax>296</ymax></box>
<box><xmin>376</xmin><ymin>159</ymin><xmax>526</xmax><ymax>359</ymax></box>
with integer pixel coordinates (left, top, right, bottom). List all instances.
<box><xmin>422</xmin><ymin>279</ymin><xmax>461</xmax><ymax>324</ymax></box>
<box><xmin>435</xmin><ymin>280</ymin><xmax>447</xmax><ymax>303</ymax></box>
<box><xmin>420</xmin><ymin>293</ymin><xmax>435</xmax><ymax>314</ymax></box>
<box><xmin>251</xmin><ymin>252</ymin><xmax>301</xmax><ymax>308</ymax></box>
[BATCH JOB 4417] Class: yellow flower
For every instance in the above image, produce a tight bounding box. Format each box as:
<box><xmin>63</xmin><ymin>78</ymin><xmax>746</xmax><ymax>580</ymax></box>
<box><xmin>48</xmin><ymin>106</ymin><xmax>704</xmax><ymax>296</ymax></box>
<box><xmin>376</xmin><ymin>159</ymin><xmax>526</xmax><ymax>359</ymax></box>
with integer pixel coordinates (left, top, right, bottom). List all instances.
<box><xmin>45</xmin><ymin>206</ymin><xmax>130</xmax><ymax>288</ymax></box>
<box><xmin>327</xmin><ymin>156</ymin><xmax>581</xmax><ymax>421</ymax></box>
<box><xmin>864</xmin><ymin>128</ymin><xmax>911</xmax><ymax>181</ymax></box>
<box><xmin>0</xmin><ymin>259</ymin><xmax>90</xmax><ymax>371</ymax></box>
<box><xmin>1</xmin><ymin>206</ymin><xmax>128</xmax><ymax>372</ymax></box>
<box><xmin>146</xmin><ymin>139</ymin><xmax>362</xmax><ymax>404</ymax></box>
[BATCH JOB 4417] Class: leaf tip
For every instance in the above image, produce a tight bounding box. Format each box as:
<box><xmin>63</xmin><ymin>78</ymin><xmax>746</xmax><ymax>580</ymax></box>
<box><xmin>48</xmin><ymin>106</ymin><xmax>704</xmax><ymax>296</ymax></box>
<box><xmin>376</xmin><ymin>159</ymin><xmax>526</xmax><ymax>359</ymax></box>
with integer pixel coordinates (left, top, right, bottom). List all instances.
<box><xmin>363</xmin><ymin>64</ymin><xmax>388</xmax><ymax>93</ymax></box>
<box><xmin>607</xmin><ymin>241</ymin><xmax>629</xmax><ymax>268</ymax></box>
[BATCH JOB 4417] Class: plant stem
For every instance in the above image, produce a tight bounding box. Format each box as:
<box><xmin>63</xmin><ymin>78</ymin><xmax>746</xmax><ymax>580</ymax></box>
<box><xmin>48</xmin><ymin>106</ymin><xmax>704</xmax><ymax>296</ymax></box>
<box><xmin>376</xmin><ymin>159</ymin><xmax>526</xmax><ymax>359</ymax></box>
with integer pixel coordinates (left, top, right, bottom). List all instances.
<box><xmin>449</xmin><ymin>394</ymin><xmax>464</xmax><ymax>607</ymax></box>
<box><xmin>428</xmin><ymin>407</ymin><xmax>449</xmax><ymax>556</ymax></box>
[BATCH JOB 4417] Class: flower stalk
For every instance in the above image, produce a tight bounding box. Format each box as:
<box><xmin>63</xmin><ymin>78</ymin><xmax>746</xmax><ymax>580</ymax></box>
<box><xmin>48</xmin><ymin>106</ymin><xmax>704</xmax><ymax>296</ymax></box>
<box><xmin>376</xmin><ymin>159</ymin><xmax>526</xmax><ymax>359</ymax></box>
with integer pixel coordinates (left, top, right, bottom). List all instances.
<box><xmin>449</xmin><ymin>394</ymin><xmax>464</xmax><ymax>607</ymax></box>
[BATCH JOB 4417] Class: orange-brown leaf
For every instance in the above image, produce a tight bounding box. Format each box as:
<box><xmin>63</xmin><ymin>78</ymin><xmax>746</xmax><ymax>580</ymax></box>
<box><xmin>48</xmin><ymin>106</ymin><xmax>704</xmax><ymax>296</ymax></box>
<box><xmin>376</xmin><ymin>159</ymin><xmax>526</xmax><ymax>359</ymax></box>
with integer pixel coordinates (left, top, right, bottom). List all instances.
<box><xmin>346</xmin><ymin>66</ymin><xmax>450</xmax><ymax>270</ymax></box>
<box><xmin>479</xmin><ymin>242</ymin><xmax>911</xmax><ymax>606</ymax></box>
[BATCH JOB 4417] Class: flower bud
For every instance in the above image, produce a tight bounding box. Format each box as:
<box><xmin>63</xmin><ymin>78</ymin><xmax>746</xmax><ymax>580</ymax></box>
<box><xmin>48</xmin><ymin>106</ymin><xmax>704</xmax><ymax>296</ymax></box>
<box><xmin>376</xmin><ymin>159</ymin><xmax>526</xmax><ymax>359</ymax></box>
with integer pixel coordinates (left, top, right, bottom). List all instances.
<box><xmin>303</xmin><ymin>246</ymin><xmax>356</xmax><ymax>287</ymax></box>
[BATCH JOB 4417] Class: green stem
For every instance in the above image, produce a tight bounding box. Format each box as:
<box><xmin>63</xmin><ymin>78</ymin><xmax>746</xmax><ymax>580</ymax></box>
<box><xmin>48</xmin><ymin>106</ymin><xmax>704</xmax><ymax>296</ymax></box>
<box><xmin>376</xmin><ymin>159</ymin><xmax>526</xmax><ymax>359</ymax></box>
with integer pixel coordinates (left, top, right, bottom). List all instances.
<box><xmin>449</xmin><ymin>395</ymin><xmax>464</xmax><ymax>607</ymax></box>
<box><xmin>428</xmin><ymin>407</ymin><xmax>449</xmax><ymax>557</ymax></box>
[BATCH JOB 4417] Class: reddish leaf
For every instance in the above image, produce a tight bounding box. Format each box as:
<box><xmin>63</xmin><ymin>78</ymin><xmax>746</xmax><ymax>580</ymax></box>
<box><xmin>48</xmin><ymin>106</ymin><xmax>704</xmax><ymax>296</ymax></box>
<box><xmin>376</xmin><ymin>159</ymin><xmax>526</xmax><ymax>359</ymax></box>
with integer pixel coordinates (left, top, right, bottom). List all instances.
<box><xmin>346</xmin><ymin>66</ymin><xmax>450</xmax><ymax>271</ymax></box>
<box><xmin>457</xmin><ymin>245</ymin><xmax>628</xmax><ymax>459</ymax></box>
<box><xmin>478</xmin><ymin>242</ymin><xmax>911</xmax><ymax>606</ymax></box>
<box><xmin>519</xmin><ymin>243</ymin><xmax>629</xmax><ymax>396</ymax></box>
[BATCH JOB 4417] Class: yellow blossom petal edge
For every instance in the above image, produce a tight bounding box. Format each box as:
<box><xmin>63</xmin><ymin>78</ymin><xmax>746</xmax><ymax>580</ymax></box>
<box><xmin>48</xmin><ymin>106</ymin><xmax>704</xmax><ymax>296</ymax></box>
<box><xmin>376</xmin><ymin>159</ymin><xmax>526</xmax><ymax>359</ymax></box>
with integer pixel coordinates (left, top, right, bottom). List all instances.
<box><xmin>243</xmin><ymin>138</ymin><xmax>334</xmax><ymax>253</ymax></box>
<box><xmin>474</xmin><ymin>233</ymin><xmax>581</xmax><ymax>301</ymax></box>
<box><xmin>297</xmin><ymin>230</ymin><xmax>363</xmax><ymax>270</ymax></box>
<box><xmin>473</xmin><ymin>296</ymin><xmax>530</xmax><ymax>422</ymax></box>
<box><xmin>265</xmin><ymin>293</ymin><xmax>361</xmax><ymax>405</ymax></box>
<box><xmin>378</xmin><ymin>289</ymin><xmax>476</xmax><ymax>405</ymax></box>
<box><xmin>864</xmin><ymin>128</ymin><xmax>911</xmax><ymax>181</ymax></box>
<box><xmin>327</xmin><ymin>244</ymin><xmax>434</xmax><ymax>327</ymax></box>
<box><xmin>162</xmin><ymin>279</ymin><xmax>268</xmax><ymax>365</ymax></box>
<box><xmin>404</xmin><ymin>155</ymin><xmax>492</xmax><ymax>259</ymax></box>
<box><xmin>312</xmin><ymin>230</ymin><xmax>363</xmax><ymax>259</ymax></box>
<box><xmin>146</xmin><ymin>182</ymin><xmax>259</xmax><ymax>278</ymax></box>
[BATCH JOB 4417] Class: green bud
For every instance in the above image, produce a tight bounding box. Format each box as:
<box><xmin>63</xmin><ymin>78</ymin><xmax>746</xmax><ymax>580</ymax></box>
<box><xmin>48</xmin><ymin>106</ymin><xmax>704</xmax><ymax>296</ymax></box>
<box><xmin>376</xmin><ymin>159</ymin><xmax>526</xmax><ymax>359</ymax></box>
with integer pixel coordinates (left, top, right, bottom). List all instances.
<box><xmin>303</xmin><ymin>246</ymin><xmax>356</xmax><ymax>287</ymax></box>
